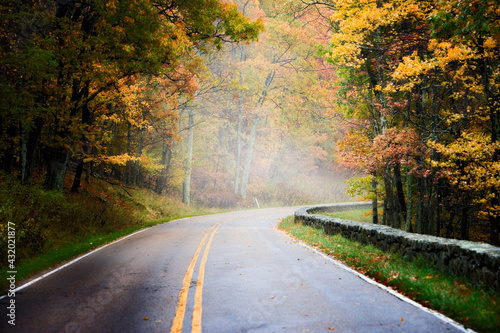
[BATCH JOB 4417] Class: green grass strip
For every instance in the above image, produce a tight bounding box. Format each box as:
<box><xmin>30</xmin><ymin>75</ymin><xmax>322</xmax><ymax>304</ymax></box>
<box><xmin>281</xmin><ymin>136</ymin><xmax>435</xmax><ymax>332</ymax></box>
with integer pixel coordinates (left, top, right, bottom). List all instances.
<box><xmin>320</xmin><ymin>208</ymin><xmax>374</xmax><ymax>223</ymax></box>
<box><xmin>278</xmin><ymin>216</ymin><xmax>500</xmax><ymax>333</ymax></box>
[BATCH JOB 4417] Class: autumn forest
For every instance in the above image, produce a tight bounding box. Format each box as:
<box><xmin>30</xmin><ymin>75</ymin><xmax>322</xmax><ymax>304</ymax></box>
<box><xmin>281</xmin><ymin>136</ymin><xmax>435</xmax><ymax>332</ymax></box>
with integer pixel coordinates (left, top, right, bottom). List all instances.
<box><xmin>0</xmin><ymin>0</ymin><xmax>499</xmax><ymax>260</ymax></box>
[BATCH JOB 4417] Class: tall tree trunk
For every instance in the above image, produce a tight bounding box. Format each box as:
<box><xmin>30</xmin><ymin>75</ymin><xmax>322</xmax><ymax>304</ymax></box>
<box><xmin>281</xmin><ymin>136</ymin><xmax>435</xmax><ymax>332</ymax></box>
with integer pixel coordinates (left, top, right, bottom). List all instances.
<box><xmin>213</xmin><ymin>154</ymin><xmax>220</xmax><ymax>191</ymax></box>
<box><xmin>238</xmin><ymin>69</ymin><xmax>274</xmax><ymax>199</ymax></box>
<box><xmin>428</xmin><ymin>187</ymin><xmax>437</xmax><ymax>236</ymax></box>
<box><xmin>405</xmin><ymin>173</ymin><xmax>413</xmax><ymax>232</ymax></box>
<box><xmin>240</xmin><ymin>115</ymin><xmax>261</xmax><ymax>200</ymax></box>
<box><xmin>71</xmin><ymin>161</ymin><xmax>84</xmax><ymax>192</ymax></box>
<box><xmin>156</xmin><ymin>134</ymin><xmax>173</xmax><ymax>194</ymax></box>
<box><xmin>133</xmin><ymin>128</ymin><xmax>144</xmax><ymax>187</ymax></box>
<box><xmin>183</xmin><ymin>109</ymin><xmax>194</xmax><ymax>206</ymax></box>
<box><xmin>460</xmin><ymin>198</ymin><xmax>471</xmax><ymax>240</ymax></box>
<box><xmin>383</xmin><ymin>167</ymin><xmax>396</xmax><ymax>227</ymax></box>
<box><xmin>403</xmin><ymin>93</ymin><xmax>413</xmax><ymax>233</ymax></box>
<box><xmin>415</xmin><ymin>194</ymin><xmax>423</xmax><ymax>234</ymax></box>
<box><xmin>71</xmin><ymin>98</ymin><xmax>91</xmax><ymax>192</ymax></box>
<box><xmin>415</xmin><ymin>176</ymin><xmax>433</xmax><ymax>234</ymax></box>
<box><xmin>394</xmin><ymin>163</ymin><xmax>407</xmax><ymax>227</ymax></box>
<box><xmin>156</xmin><ymin>143</ymin><xmax>168</xmax><ymax>194</ymax></box>
<box><xmin>19</xmin><ymin>117</ymin><xmax>43</xmax><ymax>183</ymax></box>
<box><xmin>43</xmin><ymin>147</ymin><xmax>70</xmax><ymax>191</ymax></box>
<box><xmin>234</xmin><ymin>96</ymin><xmax>243</xmax><ymax>195</ymax></box>
<box><xmin>125</xmin><ymin>122</ymin><xmax>133</xmax><ymax>185</ymax></box>
<box><xmin>166</xmin><ymin>146</ymin><xmax>173</xmax><ymax>186</ymax></box>
<box><xmin>371</xmin><ymin>174</ymin><xmax>378</xmax><ymax>224</ymax></box>
<box><xmin>71</xmin><ymin>147</ymin><xmax>89</xmax><ymax>192</ymax></box>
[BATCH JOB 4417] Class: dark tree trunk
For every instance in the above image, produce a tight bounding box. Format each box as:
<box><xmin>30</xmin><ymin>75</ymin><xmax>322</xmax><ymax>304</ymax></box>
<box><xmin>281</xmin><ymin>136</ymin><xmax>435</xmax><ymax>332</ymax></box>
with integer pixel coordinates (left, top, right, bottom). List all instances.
<box><xmin>70</xmin><ymin>99</ymin><xmax>91</xmax><ymax>192</ymax></box>
<box><xmin>460</xmin><ymin>199</ymin><xmax>470</xmax><ymax>240</ymax></box>
<box><xmin>19</xmin><ymin>117</ymin><xmax>43</xmax><ymax>183</ymax></box>
<box><xmin>405</xmin><ymin>173</ymin><xmax>413</xmax><ymax>233</ymax></box>
<box><xmin>156</xmin><ymin>138</ymin><xmax>172</xmax><ymax>194</ymax></box>
<box><xmin>164</xmin><ymin>146</ymin><xmax>173</xmax><ymax>191</ymax></box>
<box><xmin>71</xmin><ymin>159</ymin><xmax>84</xmax><ymax>192</ymax></box>
<box><xmin>132</xmin><ymin>128</ymin><xmax>144</xmax><ymax>187</ymax></box>
<box><xmin>126</xmin><ymin>122</ymin><xmax>133</xmax><ymax>186</ymax></box>
<box><xmin>44</xmin><ymin>147</ymin><xmax>70</xmax><ymax>191</ymax></box>
<box><xmin>371</xmin><ymin>175</ymin><xmax>378</xmax><ymax>224</ymax></box>
<box><xmin>394</xmin><ymin>163</ymin><xmax>407</xmax><ymax>227</ymax></box>
<box><xmin>415</xmin><ymin>176</ymin><xmax>436</xmax><ymax>235</ymax></box>
<box><xmin>415</xmin><ymin>176</ymin><xmax>427</xmax><ymax>234</ymax></box>
<box><xmin>383</xmin><ymin>167</ymin><xmax>396</xmax><ymax>228</ymax></box>
<box><xmin>156</xmin><ymin>148</ymin><xmax>167</xmax><ymax>194</ymax></box>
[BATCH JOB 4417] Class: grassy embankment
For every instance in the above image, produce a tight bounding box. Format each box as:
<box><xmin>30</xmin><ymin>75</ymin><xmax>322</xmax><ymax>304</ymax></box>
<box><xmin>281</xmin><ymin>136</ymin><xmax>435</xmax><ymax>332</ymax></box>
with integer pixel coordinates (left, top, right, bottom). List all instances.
<box><xmin>0</xmin><ymin>174</ymin><xmax>221</xmax><ymax>290</ymax></box>
<box><xmin>278</xmin><ymin>211</ymin><xmax>500</xmax><ymax>333</ymax></box>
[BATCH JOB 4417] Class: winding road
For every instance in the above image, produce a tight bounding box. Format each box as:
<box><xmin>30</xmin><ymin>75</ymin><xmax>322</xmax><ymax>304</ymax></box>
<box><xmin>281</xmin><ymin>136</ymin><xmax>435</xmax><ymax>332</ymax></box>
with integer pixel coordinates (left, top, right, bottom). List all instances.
<box><xmin>1</xmin><ymin>207</ymin><xmax>467</xmax><ymax>332</ymax></box>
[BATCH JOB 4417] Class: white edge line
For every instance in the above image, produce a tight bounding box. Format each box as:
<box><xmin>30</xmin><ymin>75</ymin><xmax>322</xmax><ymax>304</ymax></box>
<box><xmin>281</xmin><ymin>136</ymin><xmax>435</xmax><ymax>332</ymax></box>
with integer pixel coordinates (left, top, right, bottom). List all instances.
<box><xmin>0</xmin><ymin>217</ymin><xmax>192</xmax><ymax>300</ymax></box>
<box><xmin>276</xmin><ymin>226</ymin><xmax>476</xmax><ymax>333</ymax></box>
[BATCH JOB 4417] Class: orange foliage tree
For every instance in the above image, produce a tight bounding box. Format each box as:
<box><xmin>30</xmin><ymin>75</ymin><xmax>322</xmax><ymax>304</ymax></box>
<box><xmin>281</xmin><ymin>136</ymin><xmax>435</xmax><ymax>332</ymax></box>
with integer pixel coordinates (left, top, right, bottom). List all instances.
<box><xmin>323</xmin><ymin>0</ymin><xmax>500</xmax><ymax>244</ymax></box>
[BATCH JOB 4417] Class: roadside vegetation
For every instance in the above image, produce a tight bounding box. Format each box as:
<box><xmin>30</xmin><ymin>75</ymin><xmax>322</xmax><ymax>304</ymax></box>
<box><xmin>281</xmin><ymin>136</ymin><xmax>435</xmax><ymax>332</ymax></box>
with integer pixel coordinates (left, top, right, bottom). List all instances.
<box><xmin>0</xmin><ymin>173</ymin><xmax>221</xmax><ymax>290</ymax></box>
<box><xmin>278</xmin><ymin>216</ymin><xmax>500</xmax><ymax>333</ymax></box>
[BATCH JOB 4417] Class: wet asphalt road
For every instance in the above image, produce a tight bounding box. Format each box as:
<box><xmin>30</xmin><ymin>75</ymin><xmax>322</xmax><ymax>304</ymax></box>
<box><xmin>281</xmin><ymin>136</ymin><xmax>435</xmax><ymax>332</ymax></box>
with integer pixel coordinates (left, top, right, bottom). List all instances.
<box><xmin>1</xmin><ymin>207</ymin><xmax>466</xmax><ymax>332</ymax></box>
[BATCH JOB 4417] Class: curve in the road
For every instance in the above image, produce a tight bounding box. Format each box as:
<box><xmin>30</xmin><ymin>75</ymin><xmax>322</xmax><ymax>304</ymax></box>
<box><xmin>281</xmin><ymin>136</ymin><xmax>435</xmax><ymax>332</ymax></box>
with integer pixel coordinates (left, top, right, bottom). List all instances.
<box><xmin>1</xmin><ymin>208</ymin><xmax>473</xmax><ymax>333</ymax></box>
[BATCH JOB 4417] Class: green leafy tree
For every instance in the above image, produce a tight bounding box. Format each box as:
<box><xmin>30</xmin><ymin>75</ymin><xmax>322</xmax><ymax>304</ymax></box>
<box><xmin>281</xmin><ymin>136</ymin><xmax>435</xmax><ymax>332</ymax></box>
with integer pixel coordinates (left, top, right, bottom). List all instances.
<box><xmin>0</xmin><ymin>0</ymin><xmax>263</xmax><ymax>191</ymax></box>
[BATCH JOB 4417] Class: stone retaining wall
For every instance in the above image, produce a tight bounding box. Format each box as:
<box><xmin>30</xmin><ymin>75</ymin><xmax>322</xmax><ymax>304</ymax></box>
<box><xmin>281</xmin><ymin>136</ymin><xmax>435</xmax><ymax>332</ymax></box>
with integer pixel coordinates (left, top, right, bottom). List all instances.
<box><xmin>294</xmin><ymin>202</ymin><xmax>500</xmax><ymax>290</ymax></box>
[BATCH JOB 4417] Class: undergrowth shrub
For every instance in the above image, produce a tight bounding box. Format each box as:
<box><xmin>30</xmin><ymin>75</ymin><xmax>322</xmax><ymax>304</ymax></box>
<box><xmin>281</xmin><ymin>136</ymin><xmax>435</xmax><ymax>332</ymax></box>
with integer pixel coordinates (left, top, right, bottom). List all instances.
<box><xmin>0</xmin><ymin>175</ymin><xmax>137</xmax><ymax>267</ymax></box>
<box><xmin>64</xmin><ymin>193</ymin><xmax>136</xmax><ymax>236</ymax></box>
<box><xmin>0</xmin><ymin>177</ymin><xmax>67</xmax><ymax>259</ymax></box>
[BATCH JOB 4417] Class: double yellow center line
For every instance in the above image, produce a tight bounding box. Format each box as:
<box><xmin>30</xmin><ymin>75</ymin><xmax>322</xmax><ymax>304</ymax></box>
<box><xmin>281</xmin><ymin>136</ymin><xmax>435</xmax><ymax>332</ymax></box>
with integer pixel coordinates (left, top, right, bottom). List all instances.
<box><xmin>170</xmin><ymin>213</ymin><xmax>267</xmax><ymax>332</ymax></box>
<box><xmin>170</xmin><ymin>221</ymin><xmax>222</xmax><ymax>333</ymax></box>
